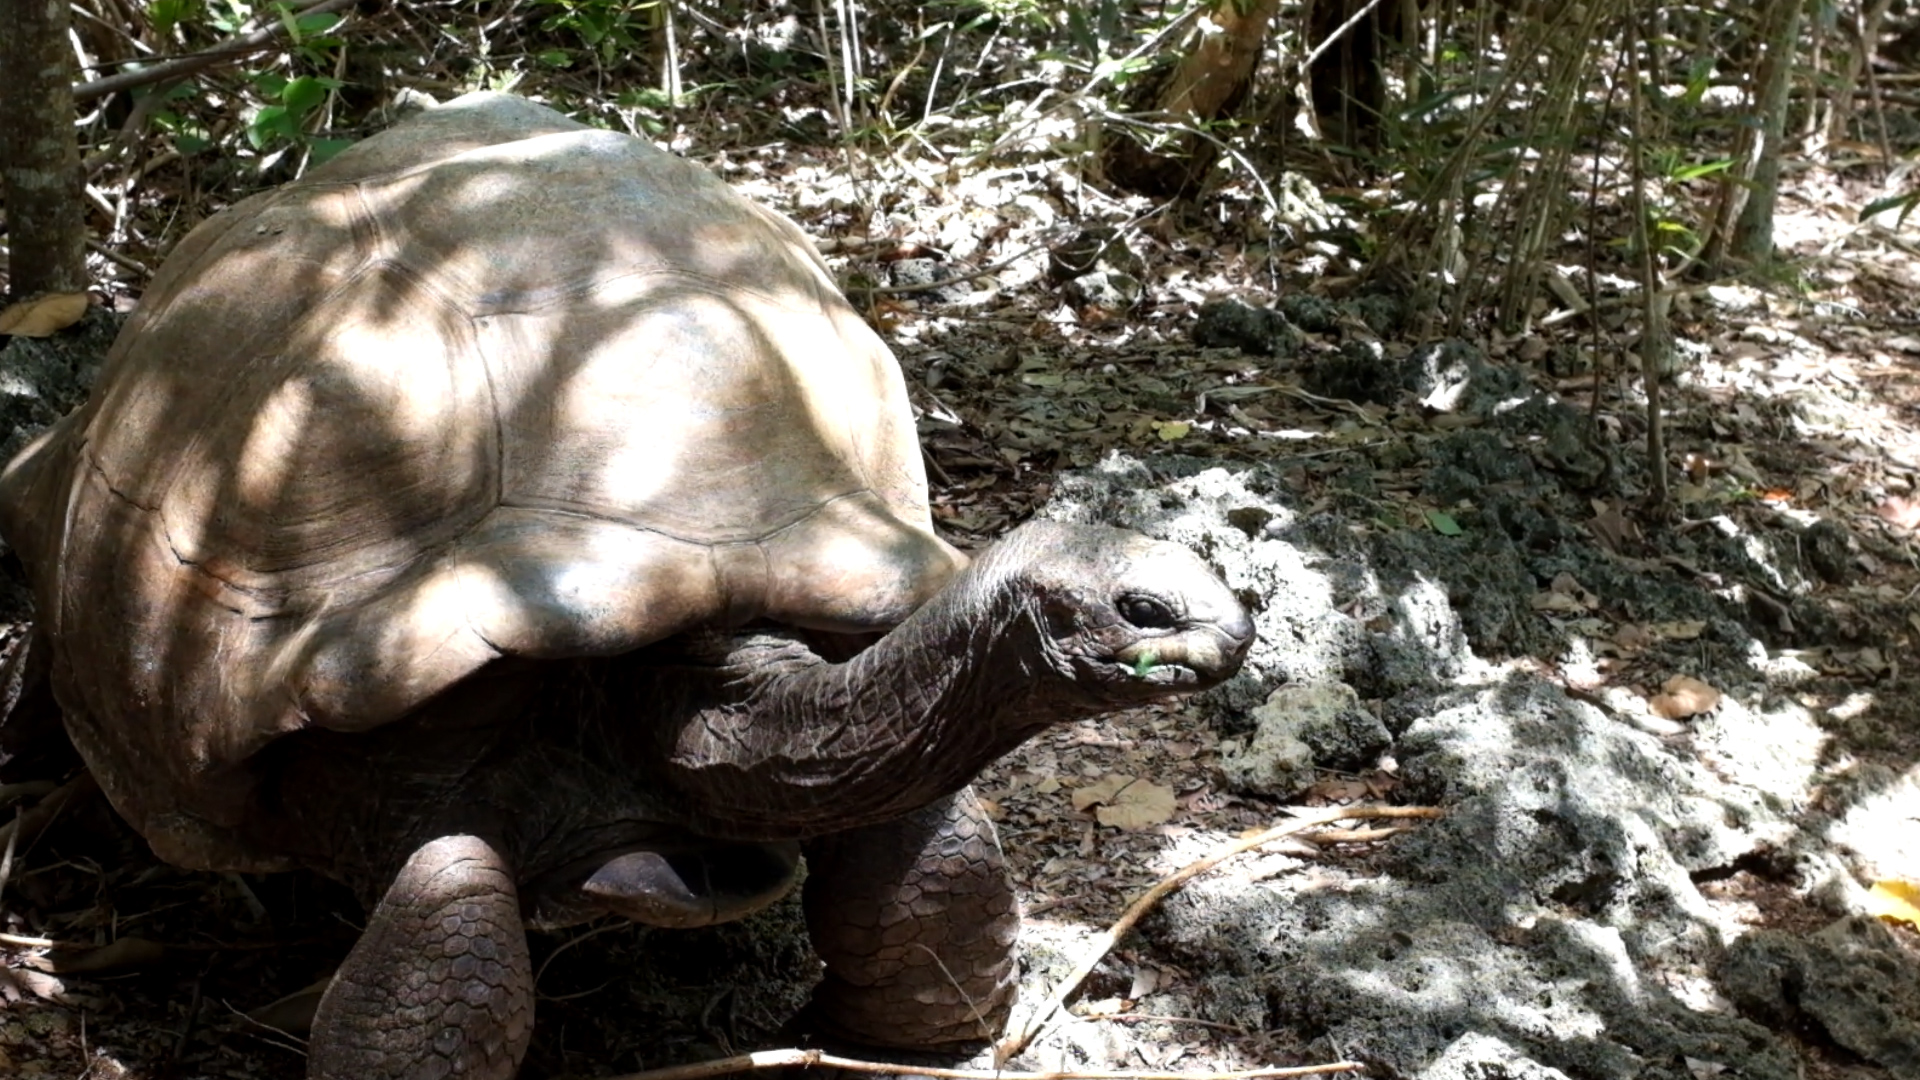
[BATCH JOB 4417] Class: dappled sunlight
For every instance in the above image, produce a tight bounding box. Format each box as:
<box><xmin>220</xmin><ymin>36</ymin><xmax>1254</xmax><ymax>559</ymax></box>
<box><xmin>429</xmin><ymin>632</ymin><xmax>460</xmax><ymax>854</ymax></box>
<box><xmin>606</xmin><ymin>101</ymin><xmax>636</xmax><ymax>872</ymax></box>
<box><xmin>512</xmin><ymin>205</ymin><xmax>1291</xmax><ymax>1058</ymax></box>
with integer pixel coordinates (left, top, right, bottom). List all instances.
<box><xmin>1825</xmin><ymin>762</ymin><xmax>1920</xmax><ymax>883</ymax></box>
<box><xmin>1691</xmin><ymin>696</ymin><xmax>1831</xmax><ymax>809</ymax></box>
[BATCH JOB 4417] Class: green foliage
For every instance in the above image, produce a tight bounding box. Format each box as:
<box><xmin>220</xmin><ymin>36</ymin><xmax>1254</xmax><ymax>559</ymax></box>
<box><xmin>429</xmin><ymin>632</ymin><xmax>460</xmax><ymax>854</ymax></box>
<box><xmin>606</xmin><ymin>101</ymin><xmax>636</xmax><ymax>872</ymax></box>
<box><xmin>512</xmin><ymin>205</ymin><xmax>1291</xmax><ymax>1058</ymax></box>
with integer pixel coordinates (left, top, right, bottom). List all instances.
<box><xmin>535</xmin><ymin>0</ymin><xmax>658</xmax><ymax>67</ymax></box>
<box><xmin>245</xmin><ymin>72</ymin><xmax>343</xmax><ymax>153</ymax></box>
<box><xmin>147</xmin><ymin>0</ymin><xmax>200</xmax><ymax>36</ymax></box>
<box><xmin>1860</xmin><ymin>190</ymin><xmax>1920</xmax><ymax>227</ymax></box>
<box><xmin>135</xmin><ymin>1</ymin><xmax>355</xmax><ymax>166</ymax></box>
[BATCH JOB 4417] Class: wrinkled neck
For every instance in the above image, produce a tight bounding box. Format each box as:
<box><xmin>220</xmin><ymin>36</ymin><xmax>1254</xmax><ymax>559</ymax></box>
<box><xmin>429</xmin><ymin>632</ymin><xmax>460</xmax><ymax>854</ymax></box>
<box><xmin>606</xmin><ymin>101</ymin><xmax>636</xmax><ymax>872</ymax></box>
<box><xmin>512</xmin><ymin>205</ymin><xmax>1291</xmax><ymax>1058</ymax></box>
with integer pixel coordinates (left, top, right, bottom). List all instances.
<box><xmin>654</xmin><ymin>551</ymin><xmax>1072</xmax><ymax>840</ymax></box>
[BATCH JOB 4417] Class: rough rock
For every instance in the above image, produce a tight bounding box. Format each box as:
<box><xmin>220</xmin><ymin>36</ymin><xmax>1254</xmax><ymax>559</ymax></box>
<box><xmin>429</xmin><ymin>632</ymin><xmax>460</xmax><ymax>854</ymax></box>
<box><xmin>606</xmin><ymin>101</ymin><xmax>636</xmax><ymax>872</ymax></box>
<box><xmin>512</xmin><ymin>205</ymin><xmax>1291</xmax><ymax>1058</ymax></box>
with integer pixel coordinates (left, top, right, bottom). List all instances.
<box><xmin>1304</xmin><ymin>340</ymin><xmax>1402</xmax><ymax>405</ymax></box>
<box><xmin>1191</xmin><ymin>299</ymin><xmax>1299</xmax><ymax>358</ymax></box>
<box><xmin>1218</xmin><ymin>681</ymin><xmax>1388</xmax><ymax>798</ymax></box>
<box><xmin>1415</xmin><ymin>1033</ymin><xmax>1573</xmax><ymax>1080</ymax></box>
<box><xmin>1063</xmin><ymin>270</ymin><xmax>1142</xmax><ymax>309</ymax></box>
<box><xmin>885</xmin><ymin>257</ymin><xmax>971</xmax><ymax>303</ymax></box>
<box><xmin>1722</xmin><ymin>915</ymin><xmax>1920</xmax><ymax>1074</ymax></box>
<box><xmin>1402</xmin><ymin>340</ymin><xmax>1532</xmax><ymax>417</ymax></box>
<box><xmin>0</xmin><ymin>308</ymin><xmax>114</xmax><ymax>469</ymax></box>
<box><xmin>1030</xmin><ymin>452</ymin><xmax>1886</xmax><ymax>1080</ymax></box>
<box><xmin>1149</xmin><ymin>678</ymin><xmax>1804</xmax><ymax>1080</ymax></box>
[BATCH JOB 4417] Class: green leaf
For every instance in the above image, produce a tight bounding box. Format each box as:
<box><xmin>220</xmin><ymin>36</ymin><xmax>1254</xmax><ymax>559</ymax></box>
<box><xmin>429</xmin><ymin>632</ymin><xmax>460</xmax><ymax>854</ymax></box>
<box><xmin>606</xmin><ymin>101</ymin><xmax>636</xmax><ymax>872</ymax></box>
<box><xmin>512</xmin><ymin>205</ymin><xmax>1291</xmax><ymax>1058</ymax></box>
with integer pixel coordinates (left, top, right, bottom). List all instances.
<box><xmin>148</xmin><ymin>0</ymin><xmax>198</xmax><ymax>35</ymax></box>
<box><xmin>1425</xmin><ymin>509</ymin><xmax>1464</xmax><ymax>536</ymax></box>
<box><xmin>1671</xmin><ymin>159</ymin><xmax>1733</xmax><ymax>182</ymax></box>
<box><xmin>1861</xmin><ymin>191</ymin><xmax>1920</xmax><ymax>222</ymax></box>
<box><xmin>281</xmin><ymin>75</ymin><xmax>335</xmax><ymax>113</ymax></box>
<box><xmin>247</xmin><ymin>104</ymin><xmax>295</xmax><ymax>149</ymax></box>
<box><xmin>293</xmin><ymin>11</ymin><xmax>340</xmax><ymax>34</ymax></box>
<box><xmin>1132</xmin><ymin>651</ymin><xmax>1159</xmax><ymax>678</ymax></box>
<box><xmin>538</xmin><ymin>49</ymin><xmax>574</xmax><ymax>67</ymax></box>
<box><xmin>307</xmin><ymin>137</ymin><xmax>354</xmax><ymax>165</ymax></box>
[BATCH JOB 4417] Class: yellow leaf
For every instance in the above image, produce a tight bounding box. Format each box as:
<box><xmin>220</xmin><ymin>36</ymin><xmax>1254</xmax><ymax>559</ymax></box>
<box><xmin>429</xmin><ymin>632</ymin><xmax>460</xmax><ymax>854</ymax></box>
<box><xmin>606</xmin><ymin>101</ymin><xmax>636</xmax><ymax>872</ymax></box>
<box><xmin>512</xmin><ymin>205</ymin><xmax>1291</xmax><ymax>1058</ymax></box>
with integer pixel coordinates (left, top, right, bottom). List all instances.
<box><xmin>1867</xmin><ymin>880</ymin><xmax>1920</xmax><ymax>928</ymax></box>
<box><xmin>1152</xmin><ymin>420</ymin><xmax>1190</xmax><ymax>442</ymax></box>
<box><xmin>0</xmin><ymin>292</ymin><xmax>89</xmax><ymax>337</ymax></box>
<box><xmin>1071</xmin><ymin>774</ymin><xmax>1176</xmax><ymax>830</ymax></box>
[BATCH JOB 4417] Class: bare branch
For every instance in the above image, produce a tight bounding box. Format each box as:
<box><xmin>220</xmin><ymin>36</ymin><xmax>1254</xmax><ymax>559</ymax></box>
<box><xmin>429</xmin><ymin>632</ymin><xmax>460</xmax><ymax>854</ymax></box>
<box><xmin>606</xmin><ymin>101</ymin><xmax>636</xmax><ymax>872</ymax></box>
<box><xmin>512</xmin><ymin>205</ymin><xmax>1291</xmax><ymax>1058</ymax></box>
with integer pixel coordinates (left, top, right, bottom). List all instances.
<box><xmin>606</xmin><ymin>1047</ymin><xmax>1366</xmax><ymax>1080</ymax></box>
<box><xmin>72</xmin><ymin>0</ymin><xmax>359</xmax><ymax>104</ymax></box>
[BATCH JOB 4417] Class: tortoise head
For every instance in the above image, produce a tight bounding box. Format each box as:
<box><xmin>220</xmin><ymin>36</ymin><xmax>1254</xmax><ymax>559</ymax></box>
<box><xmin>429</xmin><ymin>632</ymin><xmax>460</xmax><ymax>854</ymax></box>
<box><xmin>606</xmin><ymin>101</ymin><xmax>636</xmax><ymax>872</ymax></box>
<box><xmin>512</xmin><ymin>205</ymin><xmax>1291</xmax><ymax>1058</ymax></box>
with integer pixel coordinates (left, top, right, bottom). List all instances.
<box><xmin>974</xmin><ymin>520</ymin><xmax>1255</xmax><ymax>703</ymax></box>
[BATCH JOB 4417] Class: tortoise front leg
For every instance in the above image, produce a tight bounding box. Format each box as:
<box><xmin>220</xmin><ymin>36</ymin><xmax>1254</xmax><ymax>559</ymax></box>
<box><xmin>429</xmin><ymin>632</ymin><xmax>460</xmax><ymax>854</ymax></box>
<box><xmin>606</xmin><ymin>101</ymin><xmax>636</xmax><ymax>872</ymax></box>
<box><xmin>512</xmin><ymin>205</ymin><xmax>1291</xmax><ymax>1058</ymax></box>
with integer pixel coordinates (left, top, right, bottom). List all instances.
<box><xmin>310</xmin><ymin>835</ymin><xmax>534</xmax><ymax>1080</ymax></box>
<box><xmin>801</xmin><ymin>787</ymin><xmax>1019</xmax><ymax>1049</ymax></box>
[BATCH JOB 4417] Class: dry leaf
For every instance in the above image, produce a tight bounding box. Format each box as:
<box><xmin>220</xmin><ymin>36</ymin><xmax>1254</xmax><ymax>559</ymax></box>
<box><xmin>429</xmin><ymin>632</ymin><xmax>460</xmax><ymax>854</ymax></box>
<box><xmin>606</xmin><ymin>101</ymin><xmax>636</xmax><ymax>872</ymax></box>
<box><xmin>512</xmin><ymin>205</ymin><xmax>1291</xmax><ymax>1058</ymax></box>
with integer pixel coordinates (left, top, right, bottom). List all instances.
<box><xmin>0</xmin><ymin>292</ymin><xmax>89</xmax><ymax>337</ymax></box>
<box><xmin>1876</xmin><ymin>496</ymin><xmax>1920</xmax><ymax>530</ymax></box>
<box><xmin>1071</xmin><ymin>774</ymin><xmax>1176</xmax><ymax>829</ymax></box>
<box><xmin>1649</xmin><ymin>675</ymin><xmax>1722</xmax><ymax>720</ymax></box>
<box><xmin>1587</xmin><ymin>503</ymin><xmax>1641</xmax><ymax>552</ymax></box>
<box><xmin>1613</xmin><ymin>623</ymin><xmax>1654</xmax><ymax>651</ymax></box>
<box><xmin>1305</xmin><ymin>777</ymin><xmax>1373</xmax><ymax>803</ymax></box>
<box><xmin>1530</xmin><ymin>590</ymin><xmax>1583</xmax><ymax>612</ymax></box>
<box><xmin>1866</xmin><ymin>880</ymin><xmax>1920</xmax><ymax>928</ymax></box>
<box><xmin>1647</xmin><ymin>620</ymin><xmax>1707</xmax><ymax>640</ymax></box>
<box><xmin>248</xmin><ymin>976</ymin><xmax>333</xmax><ymax>1034</ymax></box>
<box><xmin>50</xmin><ymin>935</ymin><xmax>169</xmax><ymax>974</ymax></box>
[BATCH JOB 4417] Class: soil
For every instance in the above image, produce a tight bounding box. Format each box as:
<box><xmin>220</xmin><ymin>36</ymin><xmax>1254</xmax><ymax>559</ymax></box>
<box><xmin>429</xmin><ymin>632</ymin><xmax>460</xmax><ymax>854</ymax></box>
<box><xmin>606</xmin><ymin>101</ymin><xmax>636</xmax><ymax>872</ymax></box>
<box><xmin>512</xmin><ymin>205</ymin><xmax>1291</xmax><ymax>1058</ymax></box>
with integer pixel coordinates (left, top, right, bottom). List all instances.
<box><xmin>1</xmin><ymin>111</ymin><xmax>1918</xmax><ymax>1080</ymax></box>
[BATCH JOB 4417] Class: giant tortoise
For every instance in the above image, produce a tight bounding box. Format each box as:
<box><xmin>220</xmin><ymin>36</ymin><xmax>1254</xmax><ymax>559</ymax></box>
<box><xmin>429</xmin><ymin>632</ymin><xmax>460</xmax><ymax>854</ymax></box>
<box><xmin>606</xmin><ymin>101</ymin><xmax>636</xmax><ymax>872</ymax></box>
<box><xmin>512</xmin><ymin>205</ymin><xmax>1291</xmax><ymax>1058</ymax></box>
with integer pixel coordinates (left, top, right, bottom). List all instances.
<box><xmin>0</xmin><ymin>93</ymin><xmax>1253</xmax><ymax>1079</ymax></box>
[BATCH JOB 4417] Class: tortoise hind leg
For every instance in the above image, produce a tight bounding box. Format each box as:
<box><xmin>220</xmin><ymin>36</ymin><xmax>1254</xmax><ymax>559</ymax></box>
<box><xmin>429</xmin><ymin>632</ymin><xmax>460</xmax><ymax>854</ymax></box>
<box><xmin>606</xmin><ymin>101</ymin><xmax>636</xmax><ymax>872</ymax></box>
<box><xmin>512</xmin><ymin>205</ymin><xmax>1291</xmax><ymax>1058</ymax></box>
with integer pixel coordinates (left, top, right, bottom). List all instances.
<box><xmin>310</xmin><ymin>835</ymin><xmax>534</xmax><ymax>1080</ymax></box>
<box><xmin>801</xmin><ymin>787</ymin><xmax>1018</xmax><ymax>1049</ymax></box>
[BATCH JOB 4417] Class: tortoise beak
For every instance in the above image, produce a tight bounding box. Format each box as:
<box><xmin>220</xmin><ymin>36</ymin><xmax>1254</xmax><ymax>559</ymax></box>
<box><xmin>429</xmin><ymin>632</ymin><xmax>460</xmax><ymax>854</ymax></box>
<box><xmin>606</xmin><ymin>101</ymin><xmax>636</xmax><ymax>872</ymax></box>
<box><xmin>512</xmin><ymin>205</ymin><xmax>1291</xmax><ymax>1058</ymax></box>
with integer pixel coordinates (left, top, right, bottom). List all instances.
<box><xmin>1116</xmin><ymin>609</ymin><xmax>1253</xmax><ymax>687</ymax></box>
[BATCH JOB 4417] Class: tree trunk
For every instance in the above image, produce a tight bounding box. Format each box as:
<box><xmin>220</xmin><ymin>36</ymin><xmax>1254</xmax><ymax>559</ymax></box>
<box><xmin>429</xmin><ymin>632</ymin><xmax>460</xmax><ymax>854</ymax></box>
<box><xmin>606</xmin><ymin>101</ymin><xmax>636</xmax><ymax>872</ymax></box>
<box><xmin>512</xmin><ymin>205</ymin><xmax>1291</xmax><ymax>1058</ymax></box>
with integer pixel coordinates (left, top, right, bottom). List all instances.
<box><xmin>1727</xmin><ymin>0</ymin><xmax>1802</xmax><ymax>264</ymax></box>
<box><xmin>1102</xmin><ymin>0</ymin><xmax>1282</xmax><ymax>197</ymax></box>
<box><xmin>0</xmin><ymin>0</ymin><xmax>88</xmax><ymax>298</ymax></box>
<box><xmin>1703</xmin><ymin>0</ymin><xmax>1801</xmax><ymax>269</ymax></box>
<box><xmin>1308</xmin><ymin>0</ymin><xmax>1407</xmax><ymax>149</ymax></box>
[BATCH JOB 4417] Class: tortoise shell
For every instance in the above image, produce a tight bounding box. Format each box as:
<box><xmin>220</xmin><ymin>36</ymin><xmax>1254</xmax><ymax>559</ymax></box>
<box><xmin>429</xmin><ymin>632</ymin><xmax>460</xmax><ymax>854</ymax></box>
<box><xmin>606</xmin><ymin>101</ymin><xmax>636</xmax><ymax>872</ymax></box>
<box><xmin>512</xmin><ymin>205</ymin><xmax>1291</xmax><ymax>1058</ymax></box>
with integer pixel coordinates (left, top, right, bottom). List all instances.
<box><xmin>0</xmin><ymin>93</ymin><xmax>961</xmax><ymax>869</ymax></box>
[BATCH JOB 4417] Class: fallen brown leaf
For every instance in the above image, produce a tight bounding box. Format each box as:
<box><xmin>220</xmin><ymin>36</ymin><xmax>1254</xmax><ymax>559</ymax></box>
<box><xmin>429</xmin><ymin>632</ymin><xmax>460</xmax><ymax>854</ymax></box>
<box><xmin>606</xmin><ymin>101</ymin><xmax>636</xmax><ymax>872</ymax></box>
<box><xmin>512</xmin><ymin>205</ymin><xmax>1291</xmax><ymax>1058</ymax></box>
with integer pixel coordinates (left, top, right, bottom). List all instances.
<box><xmin>1072</xmin><ymin>775</ymin><xmax>1176</xmax><ymax>830</ymax></box>
<box><xmin>1649</xmin><ymin>675</ymin><xmax>1722</xmax><ymax>720</ymax></box>
<box><xmin>0</xmin><ymin>292</ymin><xmax>89</xmax><ymax>337</ymax></box>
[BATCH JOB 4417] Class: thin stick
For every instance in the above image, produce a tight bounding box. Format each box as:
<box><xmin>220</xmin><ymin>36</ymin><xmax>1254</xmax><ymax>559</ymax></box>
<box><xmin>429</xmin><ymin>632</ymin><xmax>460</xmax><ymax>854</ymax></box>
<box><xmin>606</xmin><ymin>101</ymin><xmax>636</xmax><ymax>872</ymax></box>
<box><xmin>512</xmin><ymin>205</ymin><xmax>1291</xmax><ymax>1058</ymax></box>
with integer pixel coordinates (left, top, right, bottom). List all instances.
<box><xmin>72</xmin><ymin>0</ymin><xmax>360</xmax><ymax>103</ymax></box>
<box><xmin>0</xmin><ymin>806</ymin><xmax>18</xmax><ymax>911</ymax></box>
<box><xmin>605</xmin><ymin>1048</ymin><xmax>1364</xmax><ymax>1080</ymax></box>
<box><xmin>998</xmin><ymin>804</ymin><xmax>1443</xmax><ymax>1061</ymax></box>
<box><xmin>0</xmin><ymin>772</ymin><xmax>97</xmax><ymax>860</ymax></box>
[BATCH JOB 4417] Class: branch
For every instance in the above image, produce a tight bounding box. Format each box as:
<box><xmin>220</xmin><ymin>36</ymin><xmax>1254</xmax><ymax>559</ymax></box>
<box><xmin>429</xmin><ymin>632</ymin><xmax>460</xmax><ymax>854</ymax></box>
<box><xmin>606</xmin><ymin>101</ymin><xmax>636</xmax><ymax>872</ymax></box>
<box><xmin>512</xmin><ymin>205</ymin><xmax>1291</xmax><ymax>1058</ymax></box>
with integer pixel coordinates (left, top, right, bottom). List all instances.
<box><xmin>604</xmin><ymin>1047</ymin><xmax>1366</xmax><ymax>1080</ymax></box>
<box><xmin>72</xmin><ymin>0</ymin><xmax>360</xmax><ymax>104</ymax></box>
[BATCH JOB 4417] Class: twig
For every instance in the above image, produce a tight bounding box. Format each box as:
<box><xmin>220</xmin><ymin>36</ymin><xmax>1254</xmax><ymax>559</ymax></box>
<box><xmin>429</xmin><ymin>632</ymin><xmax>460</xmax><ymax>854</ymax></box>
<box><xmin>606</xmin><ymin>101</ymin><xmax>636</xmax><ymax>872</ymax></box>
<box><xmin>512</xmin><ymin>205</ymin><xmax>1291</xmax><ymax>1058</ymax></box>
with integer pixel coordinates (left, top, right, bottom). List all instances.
<box><xmin>997</xmin><ymin>804</ymin><xmax>1443</xmax><ymax>1061</ymax></box>
<box><xmin>1087</xmin><ymin>1012</ymin><xmax>1248</xmax><ymax>1035</ymax></box>
<box><xmin>604</xmin><ymin>1047</ymin><xmax>1364</xmax><ymax>1080</ymax></box>
<box><xmin>0</xmin><ymin>806</ymin><xmax>19</xmax><ymax>911</ymax></box>
<box><xmin>846</xmin><ymin>237</ymin><xmax>1058</xmax><ymax>299</ymax></box>
<box><xmin>963</xmin><ymin>5</ymin><xmax>1206</xmax><ymax>168</ymax></box>
<box><xmin>88</xmin><ymin>238</ymin><xmax>152</xmax><ymax>278</ymax></box>
<box><xmin>1296</xmin><ymin>825</ymin><xmax>1412</xmax><ymax>844</ymax></box>
<box><xmin>72</xmin><ymin>0</ymin><xmax>360</xmax><ymax>103</ymax></box>
<box><xmin>0</xmin><ymin>772</ymin><xmax>97</xmax><ymax>860</ymax></box>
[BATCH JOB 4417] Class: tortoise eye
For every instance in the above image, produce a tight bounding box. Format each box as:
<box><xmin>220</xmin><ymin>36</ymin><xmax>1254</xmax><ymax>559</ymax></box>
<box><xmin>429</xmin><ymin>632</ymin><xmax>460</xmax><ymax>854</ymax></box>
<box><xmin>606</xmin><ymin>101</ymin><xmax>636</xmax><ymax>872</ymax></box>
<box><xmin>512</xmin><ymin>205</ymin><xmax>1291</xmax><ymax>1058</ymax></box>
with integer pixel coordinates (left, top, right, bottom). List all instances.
<box><xmin>1119</xmin><ymin>595</ymin><xmax>1177</xmax><ymax>629</ymax></box>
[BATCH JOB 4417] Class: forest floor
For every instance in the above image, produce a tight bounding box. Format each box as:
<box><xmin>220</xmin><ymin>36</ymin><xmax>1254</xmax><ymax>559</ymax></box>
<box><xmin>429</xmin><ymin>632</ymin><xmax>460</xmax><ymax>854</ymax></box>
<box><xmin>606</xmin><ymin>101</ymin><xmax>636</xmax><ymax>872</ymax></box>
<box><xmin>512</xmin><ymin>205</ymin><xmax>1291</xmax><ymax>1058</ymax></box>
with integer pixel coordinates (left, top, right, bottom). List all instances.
<box><xmin>0</xmin><ymin>92</ymin><xmax>1917</xmax><ymax>1080</ymax></box>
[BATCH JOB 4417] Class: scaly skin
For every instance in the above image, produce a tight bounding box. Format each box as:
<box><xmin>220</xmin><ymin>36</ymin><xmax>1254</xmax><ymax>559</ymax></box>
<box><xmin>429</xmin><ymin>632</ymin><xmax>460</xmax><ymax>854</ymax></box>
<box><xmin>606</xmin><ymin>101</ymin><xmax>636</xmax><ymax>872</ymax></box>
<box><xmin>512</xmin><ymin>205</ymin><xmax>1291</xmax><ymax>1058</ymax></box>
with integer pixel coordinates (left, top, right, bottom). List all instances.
<box><xmin>802</xmin><ymin>787</ymin><xmax>1019</xmax><ymax>1047</ymax></box>
<box><xmin>310</xmin><ymin>836</ymin><xmax>533</xmax><ymax>1080</ymax></box>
